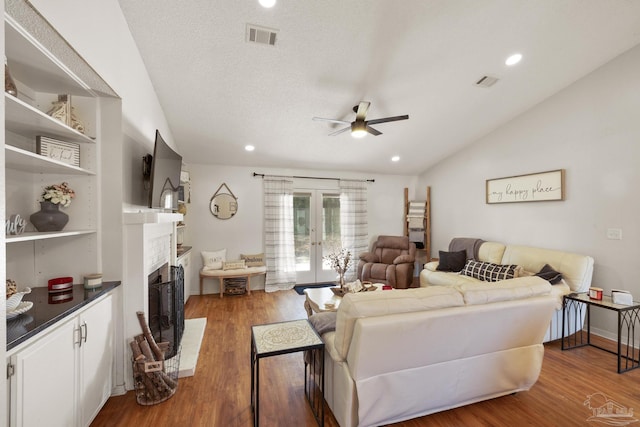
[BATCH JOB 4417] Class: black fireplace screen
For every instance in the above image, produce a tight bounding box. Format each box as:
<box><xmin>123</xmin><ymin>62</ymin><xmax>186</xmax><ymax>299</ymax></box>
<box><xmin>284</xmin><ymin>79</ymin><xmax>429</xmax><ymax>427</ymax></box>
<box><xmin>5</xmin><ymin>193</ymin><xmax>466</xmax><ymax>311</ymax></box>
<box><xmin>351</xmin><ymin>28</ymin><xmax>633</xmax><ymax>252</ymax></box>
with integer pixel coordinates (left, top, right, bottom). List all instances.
<box><xmin>148</xmin><ymin>264</ymin><xmax>185</xmax><ymax>359</ymax></box>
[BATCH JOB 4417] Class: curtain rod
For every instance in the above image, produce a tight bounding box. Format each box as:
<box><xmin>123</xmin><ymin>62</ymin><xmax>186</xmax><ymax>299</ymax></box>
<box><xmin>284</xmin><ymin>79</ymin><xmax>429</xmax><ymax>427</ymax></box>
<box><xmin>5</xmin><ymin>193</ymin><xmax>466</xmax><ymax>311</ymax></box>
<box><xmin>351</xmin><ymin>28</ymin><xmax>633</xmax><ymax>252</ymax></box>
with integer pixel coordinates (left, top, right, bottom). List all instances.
<box><xmin>252</xmin><ymin>172</ymin><xmax>374</xmax><ymax>183</ymax></box>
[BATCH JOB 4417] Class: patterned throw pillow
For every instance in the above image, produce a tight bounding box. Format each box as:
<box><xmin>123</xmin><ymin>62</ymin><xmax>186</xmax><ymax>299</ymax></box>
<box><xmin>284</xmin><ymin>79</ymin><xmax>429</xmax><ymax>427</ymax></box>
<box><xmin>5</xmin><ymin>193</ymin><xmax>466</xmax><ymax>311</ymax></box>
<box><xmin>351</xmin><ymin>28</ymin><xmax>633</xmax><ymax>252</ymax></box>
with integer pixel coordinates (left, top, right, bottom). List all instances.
<box><xmin>223</xmin><ymin>259</ymin><xmax>246</xmax><ymax>270</ymax></box>
<box><xmin>240</xmin><ymin>253</ymin><xmax>265</xmax><ymax>267</ymax></box>
<box><xmin>461</xmin><ymin>260</ymin><xmax>519</xmax><ymax>282</ymax></box>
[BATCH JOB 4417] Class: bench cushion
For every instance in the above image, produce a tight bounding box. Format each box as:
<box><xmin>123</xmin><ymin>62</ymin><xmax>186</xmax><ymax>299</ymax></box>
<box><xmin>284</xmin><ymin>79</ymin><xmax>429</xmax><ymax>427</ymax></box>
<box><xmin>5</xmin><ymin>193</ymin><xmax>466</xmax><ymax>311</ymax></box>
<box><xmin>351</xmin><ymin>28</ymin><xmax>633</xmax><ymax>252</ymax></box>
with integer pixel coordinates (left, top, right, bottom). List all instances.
<box><xmin>200</xmin><ymin>265</ymin><xmax>266</xmax><ymax>277</ymax></box>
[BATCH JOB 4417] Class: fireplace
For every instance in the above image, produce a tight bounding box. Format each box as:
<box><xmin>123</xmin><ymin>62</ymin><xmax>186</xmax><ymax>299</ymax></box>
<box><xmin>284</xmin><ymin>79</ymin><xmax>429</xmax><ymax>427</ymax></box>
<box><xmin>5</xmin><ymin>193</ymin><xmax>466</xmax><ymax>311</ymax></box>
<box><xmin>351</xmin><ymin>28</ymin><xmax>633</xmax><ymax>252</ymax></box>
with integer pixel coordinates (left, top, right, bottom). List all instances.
<box><xmin>148</xmin><ymin>263</ymin><xmax>185</xmax><ymax>358</ymax></box>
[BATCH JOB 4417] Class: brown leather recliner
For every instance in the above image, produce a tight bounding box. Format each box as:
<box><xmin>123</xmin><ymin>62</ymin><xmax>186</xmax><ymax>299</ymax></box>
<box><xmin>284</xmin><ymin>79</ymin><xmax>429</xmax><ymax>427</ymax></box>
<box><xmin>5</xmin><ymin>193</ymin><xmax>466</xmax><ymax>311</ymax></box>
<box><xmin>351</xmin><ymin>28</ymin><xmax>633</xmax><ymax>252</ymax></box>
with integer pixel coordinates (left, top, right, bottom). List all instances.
<box><xmin>357</xmin><ymin>235</ymin><xmax>417</xmax><ymax>289</ymax></box>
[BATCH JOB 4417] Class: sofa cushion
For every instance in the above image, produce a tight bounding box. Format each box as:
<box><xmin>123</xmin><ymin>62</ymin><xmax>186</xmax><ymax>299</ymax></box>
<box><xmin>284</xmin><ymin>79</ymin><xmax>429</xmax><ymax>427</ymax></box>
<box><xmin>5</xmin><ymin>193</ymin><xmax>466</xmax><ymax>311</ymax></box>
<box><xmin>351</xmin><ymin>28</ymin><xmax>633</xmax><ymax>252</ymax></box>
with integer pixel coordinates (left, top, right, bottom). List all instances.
<box><xmin>359</xmin><ymin>252</ymin><xmax>378</xmax><ymax>263</ymax></box>
<box><xmin>477</xmin><ymin>241</ymin><xmax>507</xmax><ymax>264</ymax></box>
<box><xmin>457</xmin><ymin>276</ymin><xmax>552</xmax><ymax>305</ymax></box>
<box><xmin>535</xmin><ymin>264</ymin><xmax>563</xmax><ymax>284</ymax></box>
<box><xmin>422</xmin><ymin>270</ymin><xmax>482</xmax><ymax>287</ymax></box>
<box><xmin>500</xmin><ymin>245</ymin><xmax>594</xmax><ymax>292</ymax></box>
<box><xmin>436</xmin><ymin>250</ymin><xmax>467</xmax><ymax>272</ymax></box>
<box><xmin>333</xmin><ymin>287</ymin><xmax>465</xmax><ymax>360</ymax></box>
<box><xmin>461</xmin><ymin>260</ymin><xmax>519</xmax><ymax>282</ymax></box>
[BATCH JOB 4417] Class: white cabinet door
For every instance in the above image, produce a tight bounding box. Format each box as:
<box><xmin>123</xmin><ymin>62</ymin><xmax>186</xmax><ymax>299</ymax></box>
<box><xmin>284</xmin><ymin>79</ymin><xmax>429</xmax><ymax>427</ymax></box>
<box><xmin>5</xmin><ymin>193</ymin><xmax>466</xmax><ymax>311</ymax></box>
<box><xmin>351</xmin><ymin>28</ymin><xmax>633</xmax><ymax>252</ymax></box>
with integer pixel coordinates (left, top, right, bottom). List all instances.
<box><xmin>178</xmin><ymin>252</ymin><xmax>193</xmax><ymax>298</ymax></box>
<box><xmin>79</xmin><ymin>295</ymin><xmax>113</xmax><ymax>427</ymax></box>
<box><xmin>12</xmin><ymin>319</ymin><xmax>78</xmax><ymax>427</ymax></box>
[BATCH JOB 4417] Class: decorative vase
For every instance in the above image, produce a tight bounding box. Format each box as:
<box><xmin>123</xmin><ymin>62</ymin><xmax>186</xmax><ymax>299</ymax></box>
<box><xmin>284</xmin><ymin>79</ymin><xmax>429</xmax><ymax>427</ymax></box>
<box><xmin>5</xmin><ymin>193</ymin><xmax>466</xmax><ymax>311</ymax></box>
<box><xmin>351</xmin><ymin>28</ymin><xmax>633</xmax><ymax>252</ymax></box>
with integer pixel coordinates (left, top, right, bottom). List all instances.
<box><xmin>339</xmin><ymin>272</ymin><xmax>345</xmax><ymax>289</ymax></box>
<box><xmin>5</xmin><ymin>56</ymin><xmax>17</xmax><ymax>97</ymax></box>
<box><xmin>30</xmin><ymin>201</ymin><xmax>69</xmax><ymax>232</ymax></box>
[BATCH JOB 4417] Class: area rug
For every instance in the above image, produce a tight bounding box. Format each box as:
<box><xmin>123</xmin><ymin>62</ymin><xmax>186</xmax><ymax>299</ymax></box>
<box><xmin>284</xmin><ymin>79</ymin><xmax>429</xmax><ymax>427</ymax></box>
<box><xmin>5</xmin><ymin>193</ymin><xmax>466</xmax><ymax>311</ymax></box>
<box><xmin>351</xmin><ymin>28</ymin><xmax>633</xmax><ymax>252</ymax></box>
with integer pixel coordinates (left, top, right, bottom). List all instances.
<box><xmin>178</xmin><ymin>317</ymin><xmax>207</xmax><ymax>378</ymax></box>
<box><xmin>294</xmin><ymin>283</ymin><xmax>335</xmax><ymax>295</ymax></box>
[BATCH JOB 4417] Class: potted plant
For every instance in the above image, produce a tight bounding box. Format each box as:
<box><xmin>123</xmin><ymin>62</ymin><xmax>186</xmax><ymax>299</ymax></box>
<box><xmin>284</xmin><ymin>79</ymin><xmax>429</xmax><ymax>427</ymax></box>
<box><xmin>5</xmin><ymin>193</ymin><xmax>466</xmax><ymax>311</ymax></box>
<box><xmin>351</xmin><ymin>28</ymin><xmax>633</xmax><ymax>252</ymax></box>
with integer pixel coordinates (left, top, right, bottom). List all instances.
<box><xmin>30</xmin><ymin>182</ymin><xmax>76</xmax><ymax>232</ymax></box>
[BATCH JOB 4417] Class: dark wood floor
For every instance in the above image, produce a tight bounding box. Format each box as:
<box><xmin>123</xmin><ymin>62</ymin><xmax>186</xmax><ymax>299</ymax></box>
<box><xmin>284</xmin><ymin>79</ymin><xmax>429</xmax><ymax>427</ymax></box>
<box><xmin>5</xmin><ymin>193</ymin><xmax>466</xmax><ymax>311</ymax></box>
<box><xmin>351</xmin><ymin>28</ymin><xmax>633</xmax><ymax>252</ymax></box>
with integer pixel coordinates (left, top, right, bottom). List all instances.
<box><xmin>92</xmin><ymin>288</ymin><xmax>640</xmax><ymax>427</ymax></box>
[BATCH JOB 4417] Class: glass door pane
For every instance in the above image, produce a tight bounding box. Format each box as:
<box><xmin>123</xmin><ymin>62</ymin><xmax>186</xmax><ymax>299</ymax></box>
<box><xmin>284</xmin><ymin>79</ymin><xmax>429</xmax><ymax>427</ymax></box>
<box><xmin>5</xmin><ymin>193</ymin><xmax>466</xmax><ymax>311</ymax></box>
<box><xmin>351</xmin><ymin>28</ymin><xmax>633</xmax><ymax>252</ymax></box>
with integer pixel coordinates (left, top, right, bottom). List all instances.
<box><xmin>293</xmin><ymin>190</ymin><xmax>341</xmax><ymax>284</ymax></box>
<box><xmin>294</xmin><ymin>193</ymin><xmax>312</xmax><ymax>275</ymax></box>
<box><xmin>319</xmin><ymin>194</ymin><xmax>341</xmax><ymax>276</ymax></box>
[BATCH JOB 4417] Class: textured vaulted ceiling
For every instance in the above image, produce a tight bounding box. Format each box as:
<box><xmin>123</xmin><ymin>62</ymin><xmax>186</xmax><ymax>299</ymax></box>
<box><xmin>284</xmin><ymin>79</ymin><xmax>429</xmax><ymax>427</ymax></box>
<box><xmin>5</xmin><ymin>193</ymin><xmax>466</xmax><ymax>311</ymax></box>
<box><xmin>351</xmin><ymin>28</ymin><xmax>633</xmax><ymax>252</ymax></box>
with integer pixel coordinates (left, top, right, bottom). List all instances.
<box><xmin>118</xmin><ymin>0</ymin><xmax>640</xmax><ymax>175</ymax></box>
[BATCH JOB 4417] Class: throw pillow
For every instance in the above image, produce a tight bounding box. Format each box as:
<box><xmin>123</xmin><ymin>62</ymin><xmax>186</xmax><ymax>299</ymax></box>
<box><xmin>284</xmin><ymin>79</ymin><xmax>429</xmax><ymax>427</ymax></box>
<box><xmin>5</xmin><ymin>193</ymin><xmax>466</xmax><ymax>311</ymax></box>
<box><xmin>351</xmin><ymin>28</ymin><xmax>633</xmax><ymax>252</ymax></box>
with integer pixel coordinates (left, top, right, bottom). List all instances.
<box><xmin>309</xmin><ymin>311</ymin><xmax>337</xmax><ymax>335</ymax></box>
<box><xmin>223</xmin><ymin>259</ymin><xmax>246</xmax><ymax>270</ymax></box>
<box><xmin>536</xmin><ymin>264</ymin><xmax>563</xmax><ymax>284</ymax></box>
<box><xmin>201</xmin><ymin>249</ymin><xmax>226</xmax><ymax>271</ymax></box>
<box><xmin>436</xmin><ymin>250</ymin><xmax>467</xmax><ymax>272</ymax></box>
<box><xmin>461</xmin><ymin>260</ymin><xmax>518</xmax><ymax>282</ymax></box>
<box><xmin>241</xmin><ymin>253</ymin><xmax>265</xmax><ymax>267</ymax></box>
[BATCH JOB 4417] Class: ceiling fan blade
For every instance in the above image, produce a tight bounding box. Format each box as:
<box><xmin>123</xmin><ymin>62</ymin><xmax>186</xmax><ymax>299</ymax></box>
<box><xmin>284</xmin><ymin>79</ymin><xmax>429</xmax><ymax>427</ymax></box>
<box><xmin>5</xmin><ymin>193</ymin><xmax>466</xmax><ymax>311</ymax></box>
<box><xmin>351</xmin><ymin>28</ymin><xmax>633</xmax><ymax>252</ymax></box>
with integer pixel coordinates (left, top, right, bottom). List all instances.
<box><xmin>313</xmin><ymin>117</ymin><xmax>351</xmax><ymax>125</ymax></box>
<box><xmin>355</xmin><ymin>101</ymin><xmax>370</xmax><ymax>121</ymax></box>
<box><xmin>366</xmin><ymin>114</ymin><xmax>409</xmax><ymax>125</ymax></box>
<box><xmin>366</xmin><ymin>125</ymin><xmax>382</xmax><ymax>136</ymax></box>
<box><xmin>328</xmin><ymin>126</ymin><xmax>351</xmax><ymax>136</ymax></box>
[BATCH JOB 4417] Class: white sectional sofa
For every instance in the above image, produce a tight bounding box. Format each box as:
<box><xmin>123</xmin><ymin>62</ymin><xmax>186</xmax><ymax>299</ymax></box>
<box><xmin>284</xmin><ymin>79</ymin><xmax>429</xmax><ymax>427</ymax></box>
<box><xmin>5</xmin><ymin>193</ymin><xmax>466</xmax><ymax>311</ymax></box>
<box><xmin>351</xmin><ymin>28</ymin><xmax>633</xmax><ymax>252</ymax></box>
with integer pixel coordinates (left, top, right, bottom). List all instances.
<box><xmin>319</xmin><ymin>281</ymin><xmax>558</xmax><ymax>427</ymax></box>
<box><xmin>420</xmin><ymin>240</ymin><xmax>594</xmax><ymax>342</ymax></box>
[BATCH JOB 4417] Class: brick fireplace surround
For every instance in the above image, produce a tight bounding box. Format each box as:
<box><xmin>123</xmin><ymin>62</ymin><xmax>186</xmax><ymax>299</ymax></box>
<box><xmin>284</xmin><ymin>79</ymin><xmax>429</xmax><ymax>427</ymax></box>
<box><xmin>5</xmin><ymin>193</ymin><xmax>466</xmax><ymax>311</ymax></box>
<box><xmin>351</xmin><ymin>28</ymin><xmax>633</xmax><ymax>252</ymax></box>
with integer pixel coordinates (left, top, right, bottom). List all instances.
<box><xmin>123</xmin><ymin>212</ymin><xmax>182</xmax><ymax>391</ymax></box>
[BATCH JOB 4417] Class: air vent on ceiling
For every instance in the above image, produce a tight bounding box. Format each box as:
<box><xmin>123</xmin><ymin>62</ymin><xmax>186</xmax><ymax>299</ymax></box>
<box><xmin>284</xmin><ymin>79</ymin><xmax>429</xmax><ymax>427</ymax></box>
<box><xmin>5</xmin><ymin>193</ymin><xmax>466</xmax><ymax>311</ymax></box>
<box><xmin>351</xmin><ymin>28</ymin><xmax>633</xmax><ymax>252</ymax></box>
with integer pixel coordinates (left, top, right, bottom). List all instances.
<box><xmin>475</xmin><ymin>75</ymin><xmax>499</xmax><ymax>88</ymax></box>
<box><xmin>246</xmin><ymin>24</ymin><xmax>278</xmax><ymax>46</ymax></box>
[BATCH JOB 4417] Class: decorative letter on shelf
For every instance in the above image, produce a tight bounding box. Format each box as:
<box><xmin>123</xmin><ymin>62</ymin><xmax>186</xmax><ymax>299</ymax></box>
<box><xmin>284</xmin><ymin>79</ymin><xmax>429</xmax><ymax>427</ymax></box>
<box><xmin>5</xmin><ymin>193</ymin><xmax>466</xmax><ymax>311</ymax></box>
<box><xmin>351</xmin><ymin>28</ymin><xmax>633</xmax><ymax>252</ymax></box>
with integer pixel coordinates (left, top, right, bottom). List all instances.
<box><xmin>486</xmin><ymin>169</ymin><xmax>565</xmax><ymax>204</ymax></box>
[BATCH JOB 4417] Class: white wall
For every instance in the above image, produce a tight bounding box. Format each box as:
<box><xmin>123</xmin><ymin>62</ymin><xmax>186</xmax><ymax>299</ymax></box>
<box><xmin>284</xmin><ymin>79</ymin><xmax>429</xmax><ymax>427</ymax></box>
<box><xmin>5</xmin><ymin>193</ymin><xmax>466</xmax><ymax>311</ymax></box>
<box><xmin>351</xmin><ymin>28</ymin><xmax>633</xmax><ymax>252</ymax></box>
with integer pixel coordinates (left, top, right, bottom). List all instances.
<box><xmin>29</xmin><ymin>0</ymin><xmax>175</xmax><ymax>209</ymax></box>
<box><xmin>187</xmin><ymin>164</ymin><xmax>416</xmax><ymax>295</ymax></box>
<box><xmin>417</xmin><ymin>44</ymin><xmax>640</xmax><ymax>339</ymax></box>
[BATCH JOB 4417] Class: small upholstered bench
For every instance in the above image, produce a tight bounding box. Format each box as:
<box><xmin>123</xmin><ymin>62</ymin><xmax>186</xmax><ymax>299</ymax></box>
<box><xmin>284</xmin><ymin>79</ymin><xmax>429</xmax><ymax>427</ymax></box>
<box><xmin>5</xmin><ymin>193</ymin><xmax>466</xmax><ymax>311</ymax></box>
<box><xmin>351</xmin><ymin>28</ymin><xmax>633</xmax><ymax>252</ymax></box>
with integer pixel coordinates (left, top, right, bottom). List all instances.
<box><xmin>199</xmin><ymin>266</ymin><xmax>267</xmax><ymax>298</ymax></box>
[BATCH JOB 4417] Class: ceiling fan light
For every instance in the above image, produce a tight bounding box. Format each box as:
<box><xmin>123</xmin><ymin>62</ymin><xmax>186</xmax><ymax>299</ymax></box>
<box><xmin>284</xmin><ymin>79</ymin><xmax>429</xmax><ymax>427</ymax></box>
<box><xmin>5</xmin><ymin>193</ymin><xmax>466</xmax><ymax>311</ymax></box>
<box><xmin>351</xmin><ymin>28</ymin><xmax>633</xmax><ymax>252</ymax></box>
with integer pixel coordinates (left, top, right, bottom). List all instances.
<box><xmin>351</xmin><ymin>121</ymin><xmax>367</xmax><ymax>138</ymax></box>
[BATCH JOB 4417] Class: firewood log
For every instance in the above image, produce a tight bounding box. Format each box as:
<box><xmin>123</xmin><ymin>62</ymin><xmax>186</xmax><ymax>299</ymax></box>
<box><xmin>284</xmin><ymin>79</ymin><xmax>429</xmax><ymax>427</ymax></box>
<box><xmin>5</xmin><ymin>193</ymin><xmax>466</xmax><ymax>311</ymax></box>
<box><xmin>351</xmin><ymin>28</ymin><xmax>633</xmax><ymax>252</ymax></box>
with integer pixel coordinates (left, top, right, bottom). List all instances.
<box><xmin>136</xmin><ymin>311</ymin><xmax>165</xmax><ymax>361</ymax></box>
<box><xmin>138</xmin><ymin>339</ymin><xmax>175</xmax><ymax>395</ymax></box>
<box><xmin>138</xmin><ymin>339</ymin><xmax>156</xmax><ymax>363</ymax></box>
<box><xmin>130</xmin><ymin>340</ymin><xmax>145</xmax><ymax>361</ymax></box>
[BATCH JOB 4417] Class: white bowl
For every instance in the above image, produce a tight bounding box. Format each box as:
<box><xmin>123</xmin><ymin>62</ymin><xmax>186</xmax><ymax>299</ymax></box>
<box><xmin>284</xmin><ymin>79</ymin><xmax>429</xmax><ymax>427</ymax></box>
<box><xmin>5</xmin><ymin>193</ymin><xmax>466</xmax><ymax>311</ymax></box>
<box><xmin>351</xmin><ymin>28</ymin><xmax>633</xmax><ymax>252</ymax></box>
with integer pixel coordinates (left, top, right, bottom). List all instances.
<box><xmin>6</xmin><ymin>287</ymin><xmax>31</xmax><ymax>312</ymax></box>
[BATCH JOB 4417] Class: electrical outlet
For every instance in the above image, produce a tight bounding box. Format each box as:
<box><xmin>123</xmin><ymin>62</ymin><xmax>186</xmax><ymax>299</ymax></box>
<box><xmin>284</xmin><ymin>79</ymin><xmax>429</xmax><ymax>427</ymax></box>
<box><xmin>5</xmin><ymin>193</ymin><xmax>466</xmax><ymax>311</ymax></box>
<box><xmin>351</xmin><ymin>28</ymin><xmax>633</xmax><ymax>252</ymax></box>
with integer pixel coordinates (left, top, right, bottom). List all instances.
<box><xmin>606</xmin><ymin>228</ymin><xmax>623</xmax><ymax>240</ymax></box>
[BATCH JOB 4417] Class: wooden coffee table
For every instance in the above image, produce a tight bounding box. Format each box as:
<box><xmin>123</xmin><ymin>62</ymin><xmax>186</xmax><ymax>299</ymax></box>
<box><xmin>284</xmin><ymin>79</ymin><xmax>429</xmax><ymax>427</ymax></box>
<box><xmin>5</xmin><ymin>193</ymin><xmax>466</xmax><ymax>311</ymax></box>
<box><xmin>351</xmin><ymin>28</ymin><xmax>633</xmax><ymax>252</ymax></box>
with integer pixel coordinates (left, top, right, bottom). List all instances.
<box><xmin>303</xmin><ymin>287</ymin><xmax>342</xmax><ymax>317</ymax></box>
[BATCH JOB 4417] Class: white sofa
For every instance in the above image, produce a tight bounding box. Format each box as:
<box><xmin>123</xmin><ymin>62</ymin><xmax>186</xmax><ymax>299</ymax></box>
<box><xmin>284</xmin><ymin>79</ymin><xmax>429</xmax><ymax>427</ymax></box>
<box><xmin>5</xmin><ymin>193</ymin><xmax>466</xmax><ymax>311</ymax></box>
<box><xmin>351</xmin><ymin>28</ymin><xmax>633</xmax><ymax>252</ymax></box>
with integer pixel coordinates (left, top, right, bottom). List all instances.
<box><xmin>420</xmin><ymin>240</ymin><xmax>594</xmax><ymax>342</ymax></box>
<box><xmin>320</xmin><ymin>281</ymin><xmax>558</xmax><ymax>427</ymax></box>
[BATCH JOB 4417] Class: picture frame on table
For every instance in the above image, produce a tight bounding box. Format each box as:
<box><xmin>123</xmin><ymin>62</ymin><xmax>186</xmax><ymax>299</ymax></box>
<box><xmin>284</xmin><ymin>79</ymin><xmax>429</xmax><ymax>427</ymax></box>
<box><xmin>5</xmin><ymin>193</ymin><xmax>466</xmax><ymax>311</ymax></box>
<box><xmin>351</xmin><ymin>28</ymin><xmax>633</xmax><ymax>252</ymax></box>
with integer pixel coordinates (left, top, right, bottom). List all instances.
<box><xmin>36</xmin><ymin>136</ymin><xmax>80</xmax><ymax>167</ymax></box>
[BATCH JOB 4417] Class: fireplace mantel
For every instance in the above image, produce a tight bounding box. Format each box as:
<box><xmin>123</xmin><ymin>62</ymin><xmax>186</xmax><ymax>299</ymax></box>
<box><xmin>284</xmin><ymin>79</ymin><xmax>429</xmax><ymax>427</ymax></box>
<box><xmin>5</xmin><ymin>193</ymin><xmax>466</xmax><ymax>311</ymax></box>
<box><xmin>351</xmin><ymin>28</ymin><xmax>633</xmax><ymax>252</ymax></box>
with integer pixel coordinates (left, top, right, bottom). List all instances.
<box><xmin>123</xmin><ymin>211</ymin><xmax>183</xmax><ymax>225</ymax></box>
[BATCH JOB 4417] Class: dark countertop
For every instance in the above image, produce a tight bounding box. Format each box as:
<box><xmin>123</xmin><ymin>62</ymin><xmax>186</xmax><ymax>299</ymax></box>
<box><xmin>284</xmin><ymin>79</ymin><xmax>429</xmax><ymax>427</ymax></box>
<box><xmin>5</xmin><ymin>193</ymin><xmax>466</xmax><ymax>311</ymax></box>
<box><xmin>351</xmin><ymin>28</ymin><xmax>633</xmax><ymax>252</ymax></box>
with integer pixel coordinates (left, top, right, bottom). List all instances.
<box><xmin>177</xmin><ymin>245</ymin><xmax>192</xmax><ymax>258</ymax></box>
<box><xmin>6</xmin><ymin>281</ymin><xmax>121</xmax><ymax>352</ymax></box>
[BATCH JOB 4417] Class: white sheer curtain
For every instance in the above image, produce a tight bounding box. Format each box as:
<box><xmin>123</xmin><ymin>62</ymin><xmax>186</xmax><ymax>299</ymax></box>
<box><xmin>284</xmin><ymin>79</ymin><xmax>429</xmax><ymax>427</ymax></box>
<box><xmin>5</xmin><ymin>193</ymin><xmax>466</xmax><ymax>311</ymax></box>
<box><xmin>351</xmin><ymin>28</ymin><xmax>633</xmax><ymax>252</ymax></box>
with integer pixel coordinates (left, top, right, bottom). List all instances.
<box><xmin>263</xmin><ymin>176</ymin><xmax>296</xmax><ymax>292</ymax></box>
<box><xmin>340</xmin><ymin>180</ymin><xmax>369</xmax><ymax>281</ymax></box>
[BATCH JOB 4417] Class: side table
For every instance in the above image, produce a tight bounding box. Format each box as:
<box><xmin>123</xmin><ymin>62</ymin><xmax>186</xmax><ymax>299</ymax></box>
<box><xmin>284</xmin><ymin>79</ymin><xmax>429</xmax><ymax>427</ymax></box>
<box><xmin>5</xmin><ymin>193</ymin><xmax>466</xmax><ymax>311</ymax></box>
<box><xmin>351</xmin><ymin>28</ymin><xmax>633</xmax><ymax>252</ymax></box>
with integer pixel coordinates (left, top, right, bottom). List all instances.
<box><xmin>562</xmin><ymin>292</ymin><xmax>640</xmax><ymax>373</ymax></box>
<box><xmin>251</xmin><ymin>319</ymin><xmax>325</xmax><ymax>426</ymax></box>
<box><xmin>303</xmin><ymin>287</ymin><xmax>343</xmax><ymax>317</ymax></box>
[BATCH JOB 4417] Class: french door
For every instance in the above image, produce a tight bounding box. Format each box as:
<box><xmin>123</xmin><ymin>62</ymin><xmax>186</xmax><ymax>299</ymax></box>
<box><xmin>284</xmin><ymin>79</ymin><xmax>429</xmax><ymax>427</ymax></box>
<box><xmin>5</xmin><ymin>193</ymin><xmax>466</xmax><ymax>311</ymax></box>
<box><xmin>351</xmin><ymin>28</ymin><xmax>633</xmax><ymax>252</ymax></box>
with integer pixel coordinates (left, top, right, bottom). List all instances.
<box><xmin>294</xmin><ymin>190</ymin><xmax>341</xmax><ymax>284</ymax></box>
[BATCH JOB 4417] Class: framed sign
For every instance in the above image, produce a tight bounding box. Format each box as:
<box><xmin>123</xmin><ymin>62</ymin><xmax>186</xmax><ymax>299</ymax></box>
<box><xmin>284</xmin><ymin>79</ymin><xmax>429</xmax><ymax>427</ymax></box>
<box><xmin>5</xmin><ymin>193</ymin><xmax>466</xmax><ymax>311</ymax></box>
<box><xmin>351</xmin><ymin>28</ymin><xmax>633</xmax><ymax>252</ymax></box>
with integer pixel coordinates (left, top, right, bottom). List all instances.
<box><xmin>36</xmin><ymin>136</ymin><xmax>80</xmax><ymax>167</ymax></box>
<box><xmin>486</xmin><ymin>169</ymin><xmax>565</xmax><ymax>204</ymax></box>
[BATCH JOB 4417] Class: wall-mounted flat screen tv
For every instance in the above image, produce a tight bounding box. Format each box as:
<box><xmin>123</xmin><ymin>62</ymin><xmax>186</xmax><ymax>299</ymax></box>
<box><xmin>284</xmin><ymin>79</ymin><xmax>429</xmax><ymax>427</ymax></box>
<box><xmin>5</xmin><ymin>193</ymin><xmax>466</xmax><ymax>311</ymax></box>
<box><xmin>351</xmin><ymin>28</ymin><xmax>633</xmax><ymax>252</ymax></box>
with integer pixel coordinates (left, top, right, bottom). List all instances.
<box><xmin>148</xmin><ymin>130</ymin><xmax>182</xmax><ymax>210</ymax></box>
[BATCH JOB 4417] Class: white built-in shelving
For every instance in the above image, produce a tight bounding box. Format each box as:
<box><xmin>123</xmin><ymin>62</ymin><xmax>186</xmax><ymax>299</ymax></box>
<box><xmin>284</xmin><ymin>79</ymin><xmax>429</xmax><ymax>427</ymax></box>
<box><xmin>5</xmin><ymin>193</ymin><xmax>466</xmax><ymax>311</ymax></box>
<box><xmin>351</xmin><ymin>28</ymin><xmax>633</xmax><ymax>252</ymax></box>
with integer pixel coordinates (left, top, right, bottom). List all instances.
<box><xmin>3</xmin><ymin>6</ymin><xmax>118</xmax><ymax>288</ymax></box>
<box><xmin>4</xmin><ymin>1</ymin><xmax>122</xmax><ymax>425</ymax></box>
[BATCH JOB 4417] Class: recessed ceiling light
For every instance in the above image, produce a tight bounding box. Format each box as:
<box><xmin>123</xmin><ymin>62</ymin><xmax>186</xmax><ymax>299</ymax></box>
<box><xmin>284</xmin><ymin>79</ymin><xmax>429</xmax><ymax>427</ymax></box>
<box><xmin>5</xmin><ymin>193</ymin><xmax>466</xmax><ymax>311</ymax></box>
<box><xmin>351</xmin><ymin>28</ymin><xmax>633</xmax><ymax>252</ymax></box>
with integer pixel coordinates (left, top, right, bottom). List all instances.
<box><xmin>259</xmin><ymin>0</ymin><xmax>276</xmax><ymax>8</ymax></box>
<box><xmin>391</xmin><ymin>156</ymin><xmax>400</xmax><ymax>162</ymax></box>
<box><xmin>245</xmin><ymin>145</ymin><xmax>255</xmax><ymax>152</ymax></box>
<box><xmin>505</xmin><ymin>53</ymin><xmax>522</xmax><ymax>66</ymax></box>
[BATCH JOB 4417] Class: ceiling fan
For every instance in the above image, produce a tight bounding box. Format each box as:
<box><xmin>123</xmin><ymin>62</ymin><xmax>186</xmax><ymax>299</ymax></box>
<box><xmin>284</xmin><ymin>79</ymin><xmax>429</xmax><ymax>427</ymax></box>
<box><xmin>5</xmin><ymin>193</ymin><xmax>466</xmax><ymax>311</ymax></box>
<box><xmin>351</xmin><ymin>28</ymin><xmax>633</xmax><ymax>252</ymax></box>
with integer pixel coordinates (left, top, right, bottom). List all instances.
<box><xmin>313</xmin><ymin>101</ymin><xmax>409</xmax><ymax>138</ymax></box>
